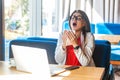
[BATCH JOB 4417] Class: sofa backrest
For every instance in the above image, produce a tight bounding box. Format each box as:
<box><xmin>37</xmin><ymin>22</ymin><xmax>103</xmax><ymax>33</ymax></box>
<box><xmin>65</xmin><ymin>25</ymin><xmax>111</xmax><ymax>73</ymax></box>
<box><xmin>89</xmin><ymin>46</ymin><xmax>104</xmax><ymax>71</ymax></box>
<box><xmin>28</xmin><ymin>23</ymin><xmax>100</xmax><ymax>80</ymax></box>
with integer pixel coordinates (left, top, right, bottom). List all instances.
<box><xmin>27</xmin><ymin>38</ymin><xmax>111</xmax><ymax>67</ymax></box>
<box><xmin>9</xmin><ymin>37</ymin><xmax>111</xmax><ymax>67</ymax></box>
<box><xmin>27</xmin><ymin>37</ymin><xmax>58</xmax><ymax>42</ymax></box>
<box><xmin>9</xmin><ymin>39</ymin><xmax>57</xmax><ymax>64</ymax></box>
<box><xmin>95</xmin><ymin>23</ymin><xmax>120</xmax><ymax>35</ymax></box>
<box><xmin>93</xmin><ymin>40</ymin><xmax>111</xmax><ymax>68</ymax></box>
<box><xmin>62</xmin><ymin>20</ymin><xmax>95</xmax><ymax>33</ymax></box>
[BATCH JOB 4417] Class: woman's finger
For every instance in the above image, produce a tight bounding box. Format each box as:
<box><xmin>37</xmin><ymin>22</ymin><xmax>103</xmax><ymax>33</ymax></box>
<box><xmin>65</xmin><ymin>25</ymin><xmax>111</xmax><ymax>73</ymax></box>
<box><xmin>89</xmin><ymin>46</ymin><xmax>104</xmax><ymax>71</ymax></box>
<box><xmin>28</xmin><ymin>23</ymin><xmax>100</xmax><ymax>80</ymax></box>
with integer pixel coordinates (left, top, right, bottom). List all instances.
<box><xmin>66</xmin><ymin>31</ymin><xmax>71</xmax><ymax>39</ymax></box>
<box><xmin>62</xmin><ymin>32</ymin><xmax>67</xmax><ymax>42</ymax></box>
<box><xmin>70</xmin><ymin>31</ymin><xmax>76</xmax><ymax>38</ymax></box>
<box><xmin>66</xmin><ymin>31</ymin><xmax>75</xmax><ymax>41</ymax></box>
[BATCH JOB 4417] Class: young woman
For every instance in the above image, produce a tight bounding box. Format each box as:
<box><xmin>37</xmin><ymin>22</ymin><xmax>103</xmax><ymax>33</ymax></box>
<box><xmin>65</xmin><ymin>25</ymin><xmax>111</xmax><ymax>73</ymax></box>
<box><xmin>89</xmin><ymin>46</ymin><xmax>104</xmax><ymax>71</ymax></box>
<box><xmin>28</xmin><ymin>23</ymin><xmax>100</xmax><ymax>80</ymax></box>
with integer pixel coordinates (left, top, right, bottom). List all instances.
<box><xmin>55</xmin><ymin>10</ymin><xmax>95</xmax><ymax>66</ymax></box>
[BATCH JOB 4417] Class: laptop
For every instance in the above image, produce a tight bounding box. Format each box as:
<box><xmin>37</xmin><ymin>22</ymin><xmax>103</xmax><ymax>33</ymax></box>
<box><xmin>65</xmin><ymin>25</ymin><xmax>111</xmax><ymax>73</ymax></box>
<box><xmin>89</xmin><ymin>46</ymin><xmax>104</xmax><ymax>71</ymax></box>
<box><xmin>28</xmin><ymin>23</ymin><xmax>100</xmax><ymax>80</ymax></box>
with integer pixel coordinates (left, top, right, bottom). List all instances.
<box><xmin>11</xmin><ymin>45</ymin><xmax>66</xmax><ymax>79</ymax></box>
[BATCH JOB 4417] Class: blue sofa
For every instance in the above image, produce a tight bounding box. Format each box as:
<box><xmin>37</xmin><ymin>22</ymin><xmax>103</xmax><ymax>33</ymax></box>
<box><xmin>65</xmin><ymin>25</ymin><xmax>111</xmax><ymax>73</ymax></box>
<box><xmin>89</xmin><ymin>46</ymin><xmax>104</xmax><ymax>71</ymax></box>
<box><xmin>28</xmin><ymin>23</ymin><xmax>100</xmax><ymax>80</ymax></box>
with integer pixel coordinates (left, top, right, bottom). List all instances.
<box><xmin>95</xmin><ymin>23</ymin><xmax>120</xmax><ymax>62</ymax></box>
<box><xmin>9</xmin><ymin>37</ymin><xmax>112</xmax><ymax>80</ymax></box>
<box><xmin>95</xmin><ymin>23</ymin><xmax>120</xmax><ymax>35</ymax></box>
<box><xmin>9</xmin><ymin>39</ymin><xmax>57</xmax><ymax>64</ymax></box>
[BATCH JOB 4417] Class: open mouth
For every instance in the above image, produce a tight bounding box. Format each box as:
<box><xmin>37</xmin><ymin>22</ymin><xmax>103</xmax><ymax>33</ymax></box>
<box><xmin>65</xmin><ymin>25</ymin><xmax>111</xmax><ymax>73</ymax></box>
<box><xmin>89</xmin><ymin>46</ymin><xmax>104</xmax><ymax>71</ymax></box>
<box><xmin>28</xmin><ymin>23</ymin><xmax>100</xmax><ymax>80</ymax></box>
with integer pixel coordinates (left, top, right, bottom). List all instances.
<box><xmin>73</xmin><ymin>23</ymin><xmax>77</xmax><ymax>26</ymax></box>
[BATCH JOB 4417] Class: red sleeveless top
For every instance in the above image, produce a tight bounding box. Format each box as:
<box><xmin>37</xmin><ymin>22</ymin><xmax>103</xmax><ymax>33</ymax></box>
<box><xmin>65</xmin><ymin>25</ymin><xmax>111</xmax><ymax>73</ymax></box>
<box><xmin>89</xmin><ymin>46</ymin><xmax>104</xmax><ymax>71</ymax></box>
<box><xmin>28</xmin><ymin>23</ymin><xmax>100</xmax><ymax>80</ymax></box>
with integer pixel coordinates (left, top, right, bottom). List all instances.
<box><xmin>65</xmin><ymin>37</ymin><xmax>81</xmax><ymax>66</ymax></box>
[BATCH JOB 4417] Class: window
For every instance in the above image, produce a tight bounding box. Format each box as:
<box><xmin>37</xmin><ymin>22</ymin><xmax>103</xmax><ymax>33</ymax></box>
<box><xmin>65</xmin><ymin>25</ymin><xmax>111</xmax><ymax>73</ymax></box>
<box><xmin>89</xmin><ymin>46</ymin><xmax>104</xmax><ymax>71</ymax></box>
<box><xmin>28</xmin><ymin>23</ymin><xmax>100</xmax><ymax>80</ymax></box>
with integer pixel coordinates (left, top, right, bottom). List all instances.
<box><xmin>4</xmin><ymin>0</ymin><xmax>30</xmax><ymax>60</ymax></box>
<box><xmin>41</xmin><ymin>0</ymin><xmax>59</xmax><ymax>38</ymax></box>
<box><xmin>4</xmin><ymin>0</ymin><xmax>60</xmax><ymax>60</ymax></box>
<box><xmin>5</xmin><ymin>0</ymin><xmax>30</xmax><ymax>40</ymax></box>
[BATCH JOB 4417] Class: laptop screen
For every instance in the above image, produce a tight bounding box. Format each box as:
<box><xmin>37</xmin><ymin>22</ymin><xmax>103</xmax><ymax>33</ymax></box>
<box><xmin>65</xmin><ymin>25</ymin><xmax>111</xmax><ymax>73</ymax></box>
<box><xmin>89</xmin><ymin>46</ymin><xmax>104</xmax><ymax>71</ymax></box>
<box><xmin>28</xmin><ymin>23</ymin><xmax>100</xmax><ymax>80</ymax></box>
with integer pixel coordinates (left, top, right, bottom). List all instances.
<box><xmin>11</xmin><ymin>45</ymin><xmax>51</xmax><ymax>79</ymax></box>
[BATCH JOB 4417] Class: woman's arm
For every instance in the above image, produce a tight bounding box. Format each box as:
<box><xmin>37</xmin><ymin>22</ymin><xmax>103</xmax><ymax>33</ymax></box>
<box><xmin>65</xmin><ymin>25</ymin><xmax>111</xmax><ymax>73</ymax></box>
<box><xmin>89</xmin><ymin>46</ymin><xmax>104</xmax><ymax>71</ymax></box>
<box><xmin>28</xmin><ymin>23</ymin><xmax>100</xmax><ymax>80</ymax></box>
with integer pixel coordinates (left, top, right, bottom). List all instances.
<box><xmin>55</xmin><ymin>33</ymin><xmax>66</xmax><ymax>65</ymax></box>
<box><xmin>74</xmin><ymin>33</ymin><xmax>95</xmax><ymax>66</ymax></box>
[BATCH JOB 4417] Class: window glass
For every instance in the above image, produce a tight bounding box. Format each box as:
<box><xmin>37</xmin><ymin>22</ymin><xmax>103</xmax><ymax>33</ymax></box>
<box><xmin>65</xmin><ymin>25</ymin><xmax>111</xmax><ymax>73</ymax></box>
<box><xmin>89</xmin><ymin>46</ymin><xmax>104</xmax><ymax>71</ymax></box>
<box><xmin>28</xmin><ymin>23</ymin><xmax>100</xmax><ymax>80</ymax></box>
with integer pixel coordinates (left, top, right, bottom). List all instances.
<box><xmin>5</xmin><ymin>0</ymin><xmax>30</xmax><ymax>40</ymax></box>
<box><xmin>42</xmin><ymin>0</ymin><xmax>58</xmax><ymax>38</ymax></box>
<box><xmin>4</xmin><ymin>0</ymin><xmax>30</xmax><ymax>60</ymax></box>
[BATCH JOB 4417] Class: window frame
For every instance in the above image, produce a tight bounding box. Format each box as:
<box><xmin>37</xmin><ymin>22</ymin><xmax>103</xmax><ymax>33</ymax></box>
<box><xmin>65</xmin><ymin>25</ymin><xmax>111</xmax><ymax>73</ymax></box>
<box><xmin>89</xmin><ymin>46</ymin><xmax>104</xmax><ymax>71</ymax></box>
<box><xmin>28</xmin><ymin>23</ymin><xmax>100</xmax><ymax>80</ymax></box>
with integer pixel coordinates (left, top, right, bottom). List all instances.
<box><xmin>29</xmin><ymin>0</ymin><xmax>42</xmax><ymax>36</ymax></box>
<box><xmin>29</xmin><ymin>0</ymin><xmax>60</xmax><ymax>37</ymax></box>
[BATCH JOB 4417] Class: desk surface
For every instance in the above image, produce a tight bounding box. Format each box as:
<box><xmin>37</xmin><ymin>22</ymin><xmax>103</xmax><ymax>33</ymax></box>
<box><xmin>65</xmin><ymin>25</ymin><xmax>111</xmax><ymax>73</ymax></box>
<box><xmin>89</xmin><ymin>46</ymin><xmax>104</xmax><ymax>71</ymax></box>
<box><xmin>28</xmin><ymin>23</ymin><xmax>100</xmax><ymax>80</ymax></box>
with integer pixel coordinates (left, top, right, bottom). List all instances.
<box><xmin>94</xmin><ymin>34</ymin><xmax>120</xmax><ymax>44</ymax></box>
<box><xmin>0</xmin><ymin>61</ymin><xmax>105</xmax><ymax>80</ymax></box>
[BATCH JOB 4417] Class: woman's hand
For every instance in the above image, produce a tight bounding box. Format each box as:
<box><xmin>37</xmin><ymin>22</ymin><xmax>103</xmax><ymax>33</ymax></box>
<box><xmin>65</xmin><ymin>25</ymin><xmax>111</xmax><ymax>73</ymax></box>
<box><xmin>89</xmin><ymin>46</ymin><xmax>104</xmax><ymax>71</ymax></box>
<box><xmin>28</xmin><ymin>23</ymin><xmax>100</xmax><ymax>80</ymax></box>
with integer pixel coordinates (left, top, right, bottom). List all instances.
<box><xmin>65</xmin><ymin>31</ymin><xmax>78</xmax><ymax>47</ymax></box>
<box><xmin>62</xmin><ymin>30</ymin><xmax>67</xmax><ymax>50</ymax></box>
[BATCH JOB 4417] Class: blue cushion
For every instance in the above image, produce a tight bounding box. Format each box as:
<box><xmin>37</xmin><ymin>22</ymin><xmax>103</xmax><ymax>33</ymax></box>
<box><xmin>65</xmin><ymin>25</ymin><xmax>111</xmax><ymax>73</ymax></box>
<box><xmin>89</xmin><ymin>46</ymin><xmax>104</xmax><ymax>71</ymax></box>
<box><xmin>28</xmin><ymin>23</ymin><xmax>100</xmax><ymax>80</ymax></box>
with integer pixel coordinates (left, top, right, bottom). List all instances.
<box><xmin>96</xmin><ymin>23</ymin><xmax>120</xmax><ymax>35</ymax></box>
<box><xmin>27</xmin><ymin>37</ymin><xmax>58</xmax><ymax>42</ymax></box>
<box><xmin>95</xmin><ymin>40</ymin><xmax>110</xmax><ymax>44</ymax></box>
<box><xmin>111</xmin><ymin>45</ymin><xmax>120</xmax><ymax>61</ymax></box>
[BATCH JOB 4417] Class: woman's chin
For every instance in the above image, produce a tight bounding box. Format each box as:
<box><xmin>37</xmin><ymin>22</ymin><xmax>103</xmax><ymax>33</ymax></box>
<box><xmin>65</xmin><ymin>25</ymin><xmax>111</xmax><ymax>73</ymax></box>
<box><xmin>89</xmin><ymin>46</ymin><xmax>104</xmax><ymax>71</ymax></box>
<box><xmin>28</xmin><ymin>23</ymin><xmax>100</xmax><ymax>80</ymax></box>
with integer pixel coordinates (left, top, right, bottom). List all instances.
<box><xmin>72</xmin><ymin>28</ymin><xmax>79</xmax><ymax>31</ymax></box>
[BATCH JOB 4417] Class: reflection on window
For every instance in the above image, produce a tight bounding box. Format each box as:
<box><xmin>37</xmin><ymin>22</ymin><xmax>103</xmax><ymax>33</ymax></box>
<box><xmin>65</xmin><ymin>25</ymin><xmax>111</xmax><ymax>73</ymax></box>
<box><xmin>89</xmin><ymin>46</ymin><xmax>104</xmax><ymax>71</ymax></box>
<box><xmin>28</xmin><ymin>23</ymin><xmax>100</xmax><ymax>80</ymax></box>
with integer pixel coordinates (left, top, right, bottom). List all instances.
<box><xmin>5</xmin><ymin>0</ymin><xmax>30</xmax><ymax>40</ymax></box>
<box><xmin>42</xmin><ymin>0</ymin><xmax>58</xmax><ymax>38</ymax></box>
